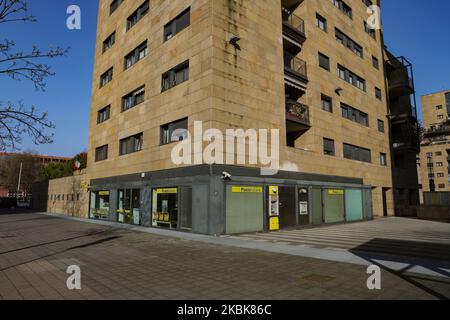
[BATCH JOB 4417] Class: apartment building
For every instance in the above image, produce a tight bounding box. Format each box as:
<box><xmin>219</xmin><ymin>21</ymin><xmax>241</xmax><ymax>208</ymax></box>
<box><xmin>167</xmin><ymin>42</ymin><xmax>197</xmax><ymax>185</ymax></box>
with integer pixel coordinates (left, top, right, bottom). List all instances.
<box><xmin>420</xmin><ymin>90</ymin><xmax>450</xmax><ymax>195</ymax></box>
<box><xmin>84</xmin><ymin>0</ymin><xmax>413</xmax><ymax>235</ymax></box>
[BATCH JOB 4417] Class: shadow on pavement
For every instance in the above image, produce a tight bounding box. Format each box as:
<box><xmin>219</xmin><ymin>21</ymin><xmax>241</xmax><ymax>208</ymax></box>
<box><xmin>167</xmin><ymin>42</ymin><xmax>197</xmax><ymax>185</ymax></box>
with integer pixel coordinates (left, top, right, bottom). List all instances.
<box><xmin>350</xmin><ymin>238</ymin><xmax>450</xmax><ymax>300</ymax></box>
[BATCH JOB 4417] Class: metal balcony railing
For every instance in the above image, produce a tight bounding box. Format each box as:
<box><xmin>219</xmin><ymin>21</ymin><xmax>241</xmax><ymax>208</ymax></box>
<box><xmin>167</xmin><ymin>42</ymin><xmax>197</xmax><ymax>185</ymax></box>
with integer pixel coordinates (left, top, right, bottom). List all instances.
<box><xmin>284</xmin><ymin>52</ymin><xmax>307</xmax><ymax>79</ymax></box>
<box><xmin>286</xmin><ymin>100</ymin><xmax>309</xmax><ymax>124</ymax></box>
<box><xmin>425</xmin><ymin>125</ymin><xmax>450</xmax><ymax>137</ymax></box>
<box><xmin>282</xmin><ymin>8</ymin><xmax>305</xmax><ymax>36</ymax></box>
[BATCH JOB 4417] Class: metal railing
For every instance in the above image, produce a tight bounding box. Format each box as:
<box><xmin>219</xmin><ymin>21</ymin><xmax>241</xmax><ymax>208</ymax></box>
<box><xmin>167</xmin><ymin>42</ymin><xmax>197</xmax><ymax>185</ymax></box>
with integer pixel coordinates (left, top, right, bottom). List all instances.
<box><xmin>286</xmin><ymin>100</ymin><xmax>309</xmax><ymax>123</ymax></box>
<box><xmin>425</xmin><ymin>125</ymin><xmax>450</xmax><ymax>136</ymax></box>
<box><xmin>282</xmin><ymin>8</ymin><xmax>305</xmax><ymax>35</ymax></box>
<box><xmin>284</xmin><ymin>52</ymin><xmax>307</xmax><ymax>78</ymax></box>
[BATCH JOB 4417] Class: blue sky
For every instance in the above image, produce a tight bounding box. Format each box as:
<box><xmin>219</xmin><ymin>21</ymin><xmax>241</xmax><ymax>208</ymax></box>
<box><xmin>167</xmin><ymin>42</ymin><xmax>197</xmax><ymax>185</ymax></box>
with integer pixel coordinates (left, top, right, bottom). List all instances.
<box><xmin>1</xmin><ymin>0</ymin><xmax>449</xmax><ymax>157</ymax></box>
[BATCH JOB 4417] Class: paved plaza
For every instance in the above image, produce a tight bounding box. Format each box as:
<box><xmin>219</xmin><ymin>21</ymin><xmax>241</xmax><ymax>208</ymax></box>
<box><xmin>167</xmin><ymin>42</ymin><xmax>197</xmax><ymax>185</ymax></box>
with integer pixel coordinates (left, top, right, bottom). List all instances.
<box><xmin>0</xmin><ymin>210</ymin><xmax>449</xmax><ymax>300</ymax></box>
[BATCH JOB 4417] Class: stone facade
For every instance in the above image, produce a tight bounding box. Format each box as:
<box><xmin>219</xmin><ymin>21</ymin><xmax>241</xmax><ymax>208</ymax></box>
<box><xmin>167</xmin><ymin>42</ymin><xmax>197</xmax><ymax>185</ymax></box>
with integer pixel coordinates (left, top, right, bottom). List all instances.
<box><xmin>86</xmin><ymin>0</ymin><xmax>399</xmax><ymax>220</ymax></box>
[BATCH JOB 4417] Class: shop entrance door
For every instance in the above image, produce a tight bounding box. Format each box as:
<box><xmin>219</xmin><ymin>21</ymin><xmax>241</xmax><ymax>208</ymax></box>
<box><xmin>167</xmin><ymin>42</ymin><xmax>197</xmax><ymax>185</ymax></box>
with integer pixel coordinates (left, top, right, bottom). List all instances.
<box><xmin>298</xmin><ymin>187</ymin><xmax>310</xmax><ymax>226</ymax></box>
<box><xmin>279</xmin><ymin>187</ymin><xmax>296</xmax><ymax>229</ymax></box>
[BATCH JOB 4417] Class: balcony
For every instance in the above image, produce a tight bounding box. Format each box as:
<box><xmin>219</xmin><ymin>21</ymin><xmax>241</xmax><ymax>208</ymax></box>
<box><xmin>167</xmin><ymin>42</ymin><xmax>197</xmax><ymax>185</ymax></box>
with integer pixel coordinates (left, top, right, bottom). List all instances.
<box><xmin>388</xmin><ymin>75</ymin><xmax>415</xmax><ymax>97</ymax></box>
<box><xmin>286</xmin><ymin>100</ymin><xmax>310</xmax><ymax>146</ymax></box>
<box><xmin>424</xmin><ymin>124</ymin><xmax>450</xmax><ymax>138</ymax></box>
<box><xmin>282</xmin><ymin>8</ymin><xmax>306</xmax><ymax>46</ymax></box>
<box><xmin>284</xmin><ymin>52</ymin><xmax>308</xmax><ymax>99</ymax></box>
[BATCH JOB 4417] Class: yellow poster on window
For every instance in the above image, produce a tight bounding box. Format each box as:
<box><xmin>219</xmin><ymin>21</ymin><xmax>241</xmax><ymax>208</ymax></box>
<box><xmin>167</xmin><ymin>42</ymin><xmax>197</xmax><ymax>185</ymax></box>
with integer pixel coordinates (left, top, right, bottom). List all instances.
<box><xmin>328</xmin><ymin>189</ymin><xmax>344</xmax><ymax>195</ymax></box>
<box><xmin>231</xmin><ymin>186</ymin><xmax>263</xmax><ymax>193</ymax></box>
<box><xmin>269</xmin><ymin>216</ymin><xmax>280</xmax><ymax>231</ymax></box>
<box><xmin>99</xmin><ymin>191</ymin><xmax>110</xmax><ymax>196</ymax></box>
<box><xmin>156</xmin><ymin>188</ymin><xmax>178</xmax><ymax>194</ymax></box>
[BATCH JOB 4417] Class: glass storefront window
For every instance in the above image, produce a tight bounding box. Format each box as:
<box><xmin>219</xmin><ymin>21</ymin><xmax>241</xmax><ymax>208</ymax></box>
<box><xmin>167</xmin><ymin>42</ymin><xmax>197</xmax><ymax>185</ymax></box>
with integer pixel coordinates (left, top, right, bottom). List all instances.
<box><xmin>90</xmin><ymin>191</ymin><xmax>110</xmax><ymax>219</ymax></box>
<box><xmin>117</xmin><ymin>189</ymin><xmax>141</xmax><ymax>225</ymax></box>
<box><xmin>152</xmin><ymin>188</ymin><xmax>178</xmax><ymax>229</ymax></box>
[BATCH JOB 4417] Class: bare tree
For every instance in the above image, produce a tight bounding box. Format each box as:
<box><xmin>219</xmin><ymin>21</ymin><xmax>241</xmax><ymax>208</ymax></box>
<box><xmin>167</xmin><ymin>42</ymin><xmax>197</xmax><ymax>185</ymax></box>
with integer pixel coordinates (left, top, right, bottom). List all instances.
<box><xmin>0</xmin><ymin>0</ymin><xmax>68</xmax><ymax>151</ymax></box>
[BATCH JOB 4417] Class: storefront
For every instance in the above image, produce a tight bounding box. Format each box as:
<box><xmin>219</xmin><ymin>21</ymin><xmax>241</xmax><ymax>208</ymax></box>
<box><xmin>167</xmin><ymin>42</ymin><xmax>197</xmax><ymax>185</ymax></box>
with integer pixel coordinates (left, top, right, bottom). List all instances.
<box><xmin>89</xmin><ymin>190</ymin><xmax>110</xmax><ymax>220</ymax></box>
<box><xmin>117</xmin><ymin>189</ymin><xmax>141</xmax><ymax>225</ymax></box>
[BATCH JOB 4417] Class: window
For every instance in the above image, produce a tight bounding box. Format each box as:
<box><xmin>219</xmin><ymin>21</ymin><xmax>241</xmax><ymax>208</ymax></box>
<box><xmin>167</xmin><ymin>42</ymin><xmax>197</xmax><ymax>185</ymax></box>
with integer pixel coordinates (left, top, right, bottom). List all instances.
<box><xmin>332</xmin><ymin>0</ymin><xmax>352</xmax><ymax>18</ymax></box>
<box><xmin>438</xmin><ymin>115</ymin><xmax>444</xmax><ymax>120</ymax></box>
<box><xmin>110</xmin><ymin>0</ymin><xmax>123</xmax><ymax>15</ymax></box>
<box><xmin>446</xmin><ymin>92</ymin><xmax>450</xmax><ymax>113</ymax></box>
<box><xmin>378</xmin><ymin>119</ymin><xmax>385</xmax><ymax>133</ymax></box>
<box><xmin>164</xmin><ymin>8</ymin><xmax>190</xmax><ymax>41</ymax></box>
<box><xmin>375</xmin><ymin>87</ymin><xmax>382</xmax><ymax>100</ymax></box>
<box><xmin>124</xmin><ymin>41</ymin><xmax>148</xmax><ymax>69</ymax></box>
<box><xmin>338</xmin><ymin>65</ymin><xmax>366</xmax><ymax>91</ymax></box>
<box><xmin>318</xmin><ymin>52</ymin><xmax>330</xmax><ymax>71</ymax></box>
<box><xmin>343</xmin><ymin>143</ymin><xmax>371</xmax><ymax>163</ymax></box>
<box><xmin>316</xmin><ymin>13</ymin><xmax>327</xmax><ymax>32</ymax></box>
<box><xmin>323</xmin><ymin>138</ymin><xmax>335</xmax><ymax>156</ymax></box>
<box><xmin>426</xmin><ymin>152</ymin><xmax>433</xmax><ymax>158</ymax></box>
<box><xmin>436</xmin><ymin>152</ymin><xmax>442</xmax><ymax>156</ymax></box>
<box><xmin>437</xmin><ymin>173</ymin><xmax>445</xmax><ymax>178</ymax></box>
<box><xmin>122</xmin><ymin>86</ymin><xmax>145</xmax><ymax>112</ymax></box>
<box><xmin>161</xmin><ymin>60</ymin><xmax>189</xmax><ymax>92</ymax></box>
<box><xmin>120</xmin><ymin>133</ymin><xmax>143</xmax><ymax>156</ymax></box>
<box><xmin>439</xmin><ymin>184</ymin><xmax>446</xmax><ymax>189</ymax></box>
<box><xmin>362</xmin><ymin>0</ymin><xmax>373</xmax><ymax>7</ymax></box>
<box><xmin>380</xmin><ymin>153</ymin><xmax>387</xmax><ymax>166</ymax></box>
<box><xmin>436</xmin><ymin>162</ymin><xmax>444</xmax><ymax>167</ymax></box>
<box><xmin>436</xmin><ymin>105</ymin><xmax>443</xmax><ymax>110</ymax></box>
<box><xmin>117</xmin><ymin>189</ymin><xmax>141</xmax><ymax>225</ymax></box>
<box><xmin>372</xmin><ymin>56</ymin><xmax>379</xmax><ymax>69</ymax></box>
<box><xmin>127</xmin><ymin>0</ymin><xmax>149</xmax><ymax>31</ymax></box>
<box><xmin>97</xmin><ymin>105</ymin><xmax>111</xmax><ymax>124</ymax></box>
<box><xmin>364</xmin><ymin>21</ymin><xmax>376</xmax><ymax>39</ymax></box>
<box><xmin>161</xmin><ymin>118</ymin><xmax>188</xmax><ymax>145</ymax></box>
<box><xmin>100</xmin><ymin>67</ymin><xmax>113</xmax><ymax>87</ymax></box>
<box><xmin>95</xmin><ymin>145</ymin><xmax>109</xmax><ymax>162</ymax></box>
<box><xmin>103</xmin><ymin>32</ymin><xmax>116</xmax><ymax>53</ymax></box>
<box><xmin>341</xmin><ymin>103</ymin><xmax>369</xmax><ymax>127</ymax></box>
<box><xmin>321</xmin><ymin>94</ymin><xmax>332</xmax><ymax>112</ymax></box>
<box><xmin>335</xmin><ymin>28</ymin><xmax>363</xmax><ymax>58</ymax></box>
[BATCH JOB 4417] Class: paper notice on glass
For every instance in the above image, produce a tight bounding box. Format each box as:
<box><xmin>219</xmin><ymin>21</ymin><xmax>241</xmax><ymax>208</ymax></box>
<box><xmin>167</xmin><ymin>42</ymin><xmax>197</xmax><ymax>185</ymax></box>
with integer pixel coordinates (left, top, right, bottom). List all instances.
<box><xmin>299</xmin><ymin>201</ymin><xmax>308</xmax><ymax>215</ymax></box>
<box><xmin>133</xmin><ymin>209</ymin><xmax>140</xmax><ymax>225</ymax></box>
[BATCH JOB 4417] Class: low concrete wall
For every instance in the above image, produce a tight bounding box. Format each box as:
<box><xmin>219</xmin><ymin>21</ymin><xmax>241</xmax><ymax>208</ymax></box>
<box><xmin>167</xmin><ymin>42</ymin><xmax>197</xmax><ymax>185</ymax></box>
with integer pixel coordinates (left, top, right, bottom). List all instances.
<box><xmin>417</xmin><ymin>206</ymin><xmax>450</xmax><ymax>222</ymax></box>
<box><xmin>31</xmin><ymin>171</ymin><xmax>89</xmax><ymax>218</ymax></box>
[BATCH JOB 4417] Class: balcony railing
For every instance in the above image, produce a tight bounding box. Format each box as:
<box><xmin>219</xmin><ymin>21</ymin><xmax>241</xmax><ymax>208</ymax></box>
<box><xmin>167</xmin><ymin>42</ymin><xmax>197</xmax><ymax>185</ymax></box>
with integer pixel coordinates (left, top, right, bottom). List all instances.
<box><xmin>284</xmin><ymin>52</ymin><xmax>307</xmax><ymax>79</ymax></box>
<box><xmin>282</xmin><ymin>8</ymin><xmax>305</xmax><ymax>36</ymax></box>
<box><xmin>424</xmin><ymin>125</ymin><xmax>450</xmax><ymax>137</ymax></box>
<box><xmin>286</xmin><ymin>100</ymin><xmax>309</xmax><ymax>124</ymax></box>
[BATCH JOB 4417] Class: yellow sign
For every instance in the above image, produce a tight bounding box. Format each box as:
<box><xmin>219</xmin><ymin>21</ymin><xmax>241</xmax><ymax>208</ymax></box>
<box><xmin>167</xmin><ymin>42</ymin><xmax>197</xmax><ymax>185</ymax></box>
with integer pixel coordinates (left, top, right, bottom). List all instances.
<box><xmin>80</xmin><ymin>181</ymin><xmax>90</xmax><ymax>190</ymax></box>
<box><xmin>328</xmin><ymin>189</ymin><xmax>344</xmax><ymax>195</ymax></box>
<box><xmin>156</xmin><ymin>188</ymin><xmax>178</xmax><ymax>194</ymax></box>
<box><xmin>99</xmin><ymin>191</ymin><xmax>110</xmax><ymax>196</ymax></box>
<box><xmin>269</xmin><ymin>217</ymin><xmax>280</xmax><ymax>231</ymax></box>
<box><xmin>232</xmin><ymin>186</ymin><xmax>263</xmax><ymax>193</ymax></box>
<box><xmin>269</xmin><ymin>186</ymin><xmax>279</xmax><ymax>196</ymax></box>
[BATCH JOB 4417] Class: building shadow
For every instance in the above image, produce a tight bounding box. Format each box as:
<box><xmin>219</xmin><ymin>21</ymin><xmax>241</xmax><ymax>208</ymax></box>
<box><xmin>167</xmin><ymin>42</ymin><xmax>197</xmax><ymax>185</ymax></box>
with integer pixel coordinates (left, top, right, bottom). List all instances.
<box><xmin>350</xmin><ymin>238</ymin><xmax>450</xmax><ymax>300</ymax></box>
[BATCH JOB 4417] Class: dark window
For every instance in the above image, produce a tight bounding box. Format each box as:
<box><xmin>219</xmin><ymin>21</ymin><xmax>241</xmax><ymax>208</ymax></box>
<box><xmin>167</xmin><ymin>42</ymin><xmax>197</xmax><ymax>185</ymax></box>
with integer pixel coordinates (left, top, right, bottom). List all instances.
<box><xmin>439</xmin><ymin>184</ymin><xmax>446</xmax><ymax>189</ymax></box>
<box><xmin>162</xmin><ymin>60</ymin><xmax>189</xmax><ymax>92</ymax></box>
<box><xmin>95</xmin><ymin>145</ymin><xmax>109</xmax><ymax>162</ymax></box>
<box><xmin>321</xmin><ymin>94</ymin><xmax>332</xmax><ymax>112</ymax></box>
<box><xmin>103</xmin><ymin>32</ymin><xmax>116</xmax><ymax>53</ymax></box>
<box><xmin>120</xmin><ymin>133</ymin><xmax>143</xmax><ymax>156</ymax></box>
<box><xmin>375</xmin><ymin>87</ymin><xmax>382</xmax><ymax>100</ymax></box>
<box><xmin>437</xmin><ymin>173</ymin><xmax>444</xmax><ymax>178</ymax></box>
<box><xmin>316</xmin><ymin>13</ymin><xmax>327</xmax><ymax>32</ymax></box>
<box><xmin>324</xmin><ymin>138</ymin><xmax>335</xmax><ymax>156</ymax></box>
<box><xmin>335</xmin><ymin>28</ymin><xmax>363</xmax><ymax>58</ymax></box>
<box><xmin>436</xmin><ymin>105</ymin><xmax>443</xmax><ymax>110</ymax></box>
<box><xmin>338</xmin><ymin>64</ymin><xmax>366</xmax><ymax>91</ymax></box>
<box><xmin>127</xmin><ymin>0</ymin><xmax>149</xmax><ymax>31</ymax></box>
<box><xmin>318</xmin><ymin>52</ymin><xmax>330</xmax><ymax>71</ymax></box>
<box><xmin>436</xmin><ymin>151</ymin><xmax>442</xmax><ymax>156</ymax></box>
<box><xmin>377</xmin><ymin>119</ymin><xmax>385</xmax><ymax>133</ymax></box>
<box><xmin>380</xmin><ymin>153</ymin><xmax>387</xmax><ymax>166</ymax></box>
<box><xmin>446</xmin><ymin>92</ymin><xmax>450</xmax><ymax>113</ymax></box>
<box><xmin>110</xmin><ymin>0</ymin><xmax>123</xmax><ymax>15</ymax></box>
<box><xmin>97</xmin><ymin>105</ymin><xmax>111</xmax><ymax>124</ymax></box>
<box><xmin>164</xmin><ymin>8</ymin><xmax>190</xmax><ymax>41</ymax></box>
<box><xmin>364</xmin><ymin>21</ymin><xmax>376</xmax><ymax>39</ymax></box>
<box><xmin>362</xmin><ymin>0</ymin><xmax>373</xmax><ymax>6</ymax></box>
<box><xmin>372</xmin><ymin>56</ymin><xmax>379</xmax><ymax>69</ymax></box>
<box><xmin>100</xmin><ymin>67</ymin><xmax>113</xmax><ymax>87</ymax></box>
<box><xmin>341</xmin><ymin>103</ymin><xmax>369</xmax><ymax>127</ymax></box>
<box><xmin>343</xmin><ymin>143</ymin><xmax>371</xmax><ymax>163</ymax></box>
<box><xmin>332</xmin><ymin>0</ymin><xmax>352</xmax><ymax>18</ymax></box>
<box><xmin>124</xmin><ymin>41</ymin><xmax>148</xmax><ymax>69</ymax></box>
<box><xmin>437</xmin><ymin>162</ymin><xmax>444</xmax><ymax>167</ymax></box>
<box><xmin>161</xmin><ymin>118</ymin><xmax>188</xmax><ymax>145</ymax></box>
<box><xmin>122</xmin><ymin>86</ymin><xmax>145</xmax><ymax>112</ymax></box>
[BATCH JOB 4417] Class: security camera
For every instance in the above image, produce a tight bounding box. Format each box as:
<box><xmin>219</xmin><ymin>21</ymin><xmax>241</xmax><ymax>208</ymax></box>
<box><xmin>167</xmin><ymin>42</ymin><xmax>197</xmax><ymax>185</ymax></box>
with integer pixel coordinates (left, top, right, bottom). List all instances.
<box><xmin>222</xmin><ymin>171</ymin><xmax>232</xmax><ymax>181</ymax></box>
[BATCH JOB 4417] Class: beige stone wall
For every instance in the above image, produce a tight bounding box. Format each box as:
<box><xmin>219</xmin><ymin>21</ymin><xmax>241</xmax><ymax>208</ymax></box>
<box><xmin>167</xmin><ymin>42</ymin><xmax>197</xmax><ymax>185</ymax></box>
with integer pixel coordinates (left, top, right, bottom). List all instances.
<box><xmin>32</xmin><ymin>171</ymin><xmax>89</xmax><ymax>218</ymax></box>
<box><xmin>422</xmin><ymin>90</ymin><xmax>450</xmax><ymax>128</ymax></box>
<box><xmin>87</xmin><ymin>0</ymin><xmax>394</xmax><ymax>217</ymax></box>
